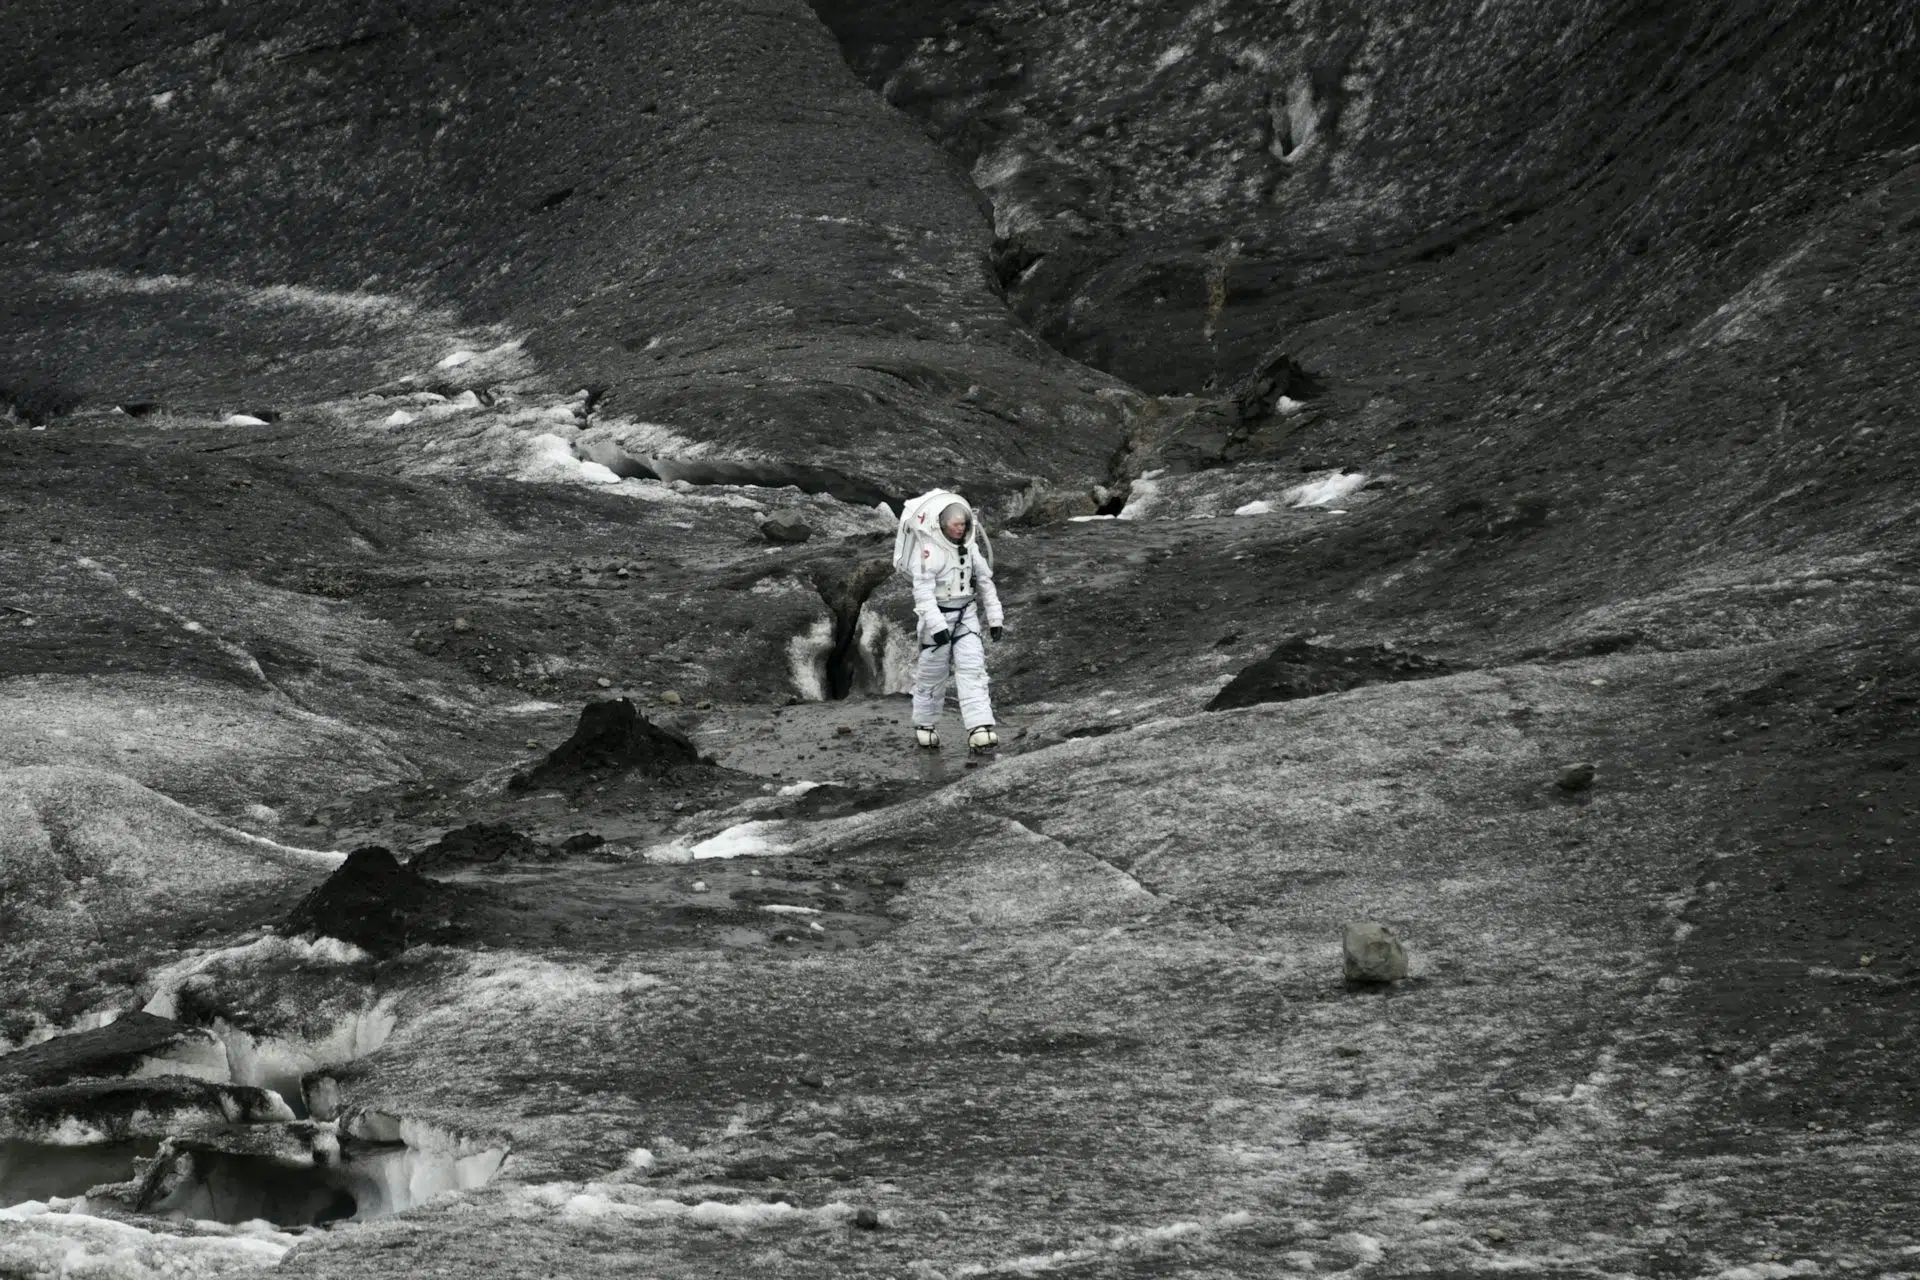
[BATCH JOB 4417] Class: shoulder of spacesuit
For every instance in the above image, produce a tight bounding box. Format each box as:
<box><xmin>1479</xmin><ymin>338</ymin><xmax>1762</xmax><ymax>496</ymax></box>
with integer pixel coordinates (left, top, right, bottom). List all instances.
<box><xmin>914</xmin><ymin>540</ymin><xmax>953</xmax><ymax>573</ymax></box>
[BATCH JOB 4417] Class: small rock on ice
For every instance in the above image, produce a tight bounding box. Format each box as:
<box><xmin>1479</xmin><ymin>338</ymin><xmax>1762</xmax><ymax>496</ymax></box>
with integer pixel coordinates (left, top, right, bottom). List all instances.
<box><xmin>760</xmin><ymin>512</ymin><xmax>813</xmax><ymax>544</ymax></box>
<box><xmin>1342</xmin><ymin>921</ymin><xmax>1409</xmax><ymax>983</ymax></box>
<box><xmin>384</xmin><ymin>409</ymin><xmax>416</xmax><ymax>426</ymax></box>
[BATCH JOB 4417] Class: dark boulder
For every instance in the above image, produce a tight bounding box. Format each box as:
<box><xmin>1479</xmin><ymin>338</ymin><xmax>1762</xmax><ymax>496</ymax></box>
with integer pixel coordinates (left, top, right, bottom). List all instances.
<box><xmin>761</xmin><ymin>511</ymin><xmax>815</xmax><ymax>544</ymax></box>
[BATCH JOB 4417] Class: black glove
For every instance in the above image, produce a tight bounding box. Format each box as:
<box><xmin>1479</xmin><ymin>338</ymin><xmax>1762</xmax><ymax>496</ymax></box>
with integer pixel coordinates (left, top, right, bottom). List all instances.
<box><xmin>990</xmin><ymin>625</ymin><xmax>1003</xmax><ymax>642</ymax></box>
<box><xmin>931</xmin><ymin>628</ymin><xmax>952</xmax><ymax>647</ymax></box>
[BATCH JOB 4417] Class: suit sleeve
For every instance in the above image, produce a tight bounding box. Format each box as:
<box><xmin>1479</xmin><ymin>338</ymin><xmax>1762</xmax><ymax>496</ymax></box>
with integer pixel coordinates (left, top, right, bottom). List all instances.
<box><xmin>973</xmin><ymin>549</ymin><xmax>1004</xmax><ymax>628</ymax></box>
<box><xmin>912</xmin><ymin>554</ymin><xmax>944</xmax><ymax>634</ymax></box>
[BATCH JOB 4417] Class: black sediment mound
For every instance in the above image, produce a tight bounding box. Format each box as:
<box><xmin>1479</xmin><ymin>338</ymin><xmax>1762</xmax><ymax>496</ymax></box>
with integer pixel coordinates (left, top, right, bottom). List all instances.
<box><xmin>510</xmin><ymin>697</ymin><xmax>701</xmax><ymax>792</ymax></box>
<box><xmin>411</xmin><ymin>823</ymin><xmax>553</xmax><ymax>874</ymax></box>
<box><xmin>1207</xmin><ymin>636</ymin><xmax>1454</xmax><ymax>711</ymax></box>
<box><xmin>281</xmin><ymin>847</ymin><xmax>467</xmax><ymax>960</ymax></box>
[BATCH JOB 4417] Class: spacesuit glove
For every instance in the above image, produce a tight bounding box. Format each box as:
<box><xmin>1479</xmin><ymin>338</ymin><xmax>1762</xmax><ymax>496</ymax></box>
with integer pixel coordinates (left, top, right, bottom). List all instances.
<box><xmin>989</xmin><ymin>625</ymin><xmax>1002</xmax><ymax>642</ymax></box>
<box><xmin>931</xmin><ymin>628</ymin><xmax>952</xmax><ymax>647</ymax></box>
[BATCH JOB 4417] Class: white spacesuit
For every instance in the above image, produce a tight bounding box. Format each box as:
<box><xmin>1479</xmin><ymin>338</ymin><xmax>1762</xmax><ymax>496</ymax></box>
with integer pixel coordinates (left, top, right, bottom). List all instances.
<box><xmin>897</xmin><ymin>492</ymin><xmax>1004</xmax><ymax>750</ymax></box>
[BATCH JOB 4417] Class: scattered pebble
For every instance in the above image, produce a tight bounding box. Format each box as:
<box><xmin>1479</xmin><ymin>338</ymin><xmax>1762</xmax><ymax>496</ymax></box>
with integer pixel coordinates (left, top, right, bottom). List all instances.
<box><xmin>854</xmin><ymin>1207</ymin><xmax>881</xmax><ymax>1230</ymax></box>
<box><xmin>836</xmin><ymin>725</ymin><xmax>852</xmax><ymax>735</ymax></box>
<box><xmin>798</xmin><ymin>1070</ymin><xmax>825</xmax><ymax>1088</ymax></box>
<box><xmin>1486</xmin><ymin>1227</ymin><xmax>1508</xmax><ymax>1243</ymax></box>
<box><xmin>597</xmin><ymin>676</ymin><xmax>614</xmax><ymax>688</ymax></box>
<box><xmin>452</xmin><ymin>617</ymin><xmax>472</xmax><ymax>633</ymax></box>
<box><xmin>690</xmin><ymin>880</ymin><xmax>709</xmax><ymax>893</ymax></box>
<box><xmin>661</xmin><ymin>690</ymin><xmax>683</xmax><ymax>706</ymax></box>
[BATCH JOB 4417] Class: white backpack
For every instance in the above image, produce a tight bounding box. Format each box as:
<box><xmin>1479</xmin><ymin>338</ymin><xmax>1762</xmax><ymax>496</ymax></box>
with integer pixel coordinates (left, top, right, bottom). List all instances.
<box><xmin>893</xmin><ymin>490</ymin><xmax>992</xmax><ymax>577</ymax></box>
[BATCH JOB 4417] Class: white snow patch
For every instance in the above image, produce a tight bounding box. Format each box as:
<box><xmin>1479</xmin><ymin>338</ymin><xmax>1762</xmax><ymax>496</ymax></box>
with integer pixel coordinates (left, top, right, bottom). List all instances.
<box><xmin>692</xmin><ymin>823</ymin><xmax>785</xmax><ymax>861</ymax></box>
<box><xmin>55</xmin><ymin>270</ymin><xmax>442</xmax><ymax>325</ymax></box>
<box><xmin>786</xmin><ymin>617</ymin><xmax>833</xmax><ymax>701</ymax></box>
<box><xmin>1067</xmin><ymin>514</ymin><xmax>1117</xmax><ymax>522</ymax></box>
<box><xmin>436</xmin><ymin>349</ymin><xmax>478</xmax><ymax>369</ymax></box>
<box><xmin>1714</xmin><ymin>1263</ymin><xmax>1822</xmax><ymax>1280</ymax></box>
<box><xmin>223</xmin><ymin>414</ymin><xmax>269</xmax><ymax>427</ymax></box>
<box><xmin>625</xmin><ymin>1148</ymin><xmax>656</xmax><ymax>1172</ymax></box>
<box><xmin>150</xmin><ymin>91</ymin><xmax>175</xmax><ymax>110</ymax></box>
<box><xmin>521</xmin><ymin>433</ymin><xmax>622</xmax><ymax>486</ymax></box>
<box><xmin>648</xmin><ymin>821</ymin><xmax>789</xmax><ymax>865</ymax></box>
<box><xmin>760</xmin><ymin>904</ymin><xmax>821</xmax><ymax>917</ymax></box>
<box><xmin>1283</xmin><ymin>471</ymin><xmax>1368</xmax><ymax>508</ymax></box>
<box><xmin>0</xmin><ymin>1198</ymin><xmax>297</xmax><ymax>1276</ymax></box>
<box><xmin>1234</xmin><ymin>500</ymin><xmax>1274</xmax><ymax>517</ymax></box>
<box><xmin>1117</xmin><ymin>469</ymin><xmax>1166</xmax><ymax>520</ymax></box>
<box><xmin>1155</xmin><ymin>44</ymin><xmax>1192</xmax><ymax>70</ymax></box>
<box><xmin>384</xmin><ymin>409</ymin><xmax>416</xmax><ymax>426</ymax></box>
<box><xmin>1277</xmin><ymin>395</ymin><xmax>1306</xmax><ymax>415</ymax></box>
<box><xmin>777</xmin><ymin>780</ymin><xmax>824</xmax><ymax>797</ymax></box>
<box><xmin>501</xmin><ymin>700</ymin><xmax>562</xmax><ymax>714</ymax></box>
<box><xmin>520</xmin><ymin>1181</ymin><xmax>854</xmax><ymax>1231</ymax></box>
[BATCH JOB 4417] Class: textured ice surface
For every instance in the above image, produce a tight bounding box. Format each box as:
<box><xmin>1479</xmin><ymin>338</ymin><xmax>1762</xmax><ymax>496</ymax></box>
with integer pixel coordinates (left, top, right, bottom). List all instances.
<box><xmin>0</xmin><ymin>1198</ymin><xmax>296</xmax><ymax>1278</ymax></box>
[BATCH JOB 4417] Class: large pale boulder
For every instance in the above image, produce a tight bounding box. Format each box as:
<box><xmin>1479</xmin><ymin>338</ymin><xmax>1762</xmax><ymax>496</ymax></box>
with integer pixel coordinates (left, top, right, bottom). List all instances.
<box><xmin>1341</xmin><ymin>922</ymin><xmax>1410</xmax><ymax>983</ymax></box>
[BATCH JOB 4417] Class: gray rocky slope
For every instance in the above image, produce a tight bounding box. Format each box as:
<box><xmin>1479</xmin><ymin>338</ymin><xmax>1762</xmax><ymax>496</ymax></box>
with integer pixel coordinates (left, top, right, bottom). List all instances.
<box><xmin>2</xmin><ymin>1</ymin><xmax>1918</xmax><ymax>1277</ymax></box>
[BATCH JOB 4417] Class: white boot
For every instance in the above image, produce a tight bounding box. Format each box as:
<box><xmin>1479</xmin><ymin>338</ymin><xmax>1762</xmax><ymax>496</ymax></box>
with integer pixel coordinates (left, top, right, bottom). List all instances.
<box><xmin>915</xmin><ymin>725</ymin><xmax>940</xmax><ymax>749</ymax></box>
<box><xmin>967</xmin><ymin>725</ymin><xmax>998</xmax><ymax>751</ymax></box>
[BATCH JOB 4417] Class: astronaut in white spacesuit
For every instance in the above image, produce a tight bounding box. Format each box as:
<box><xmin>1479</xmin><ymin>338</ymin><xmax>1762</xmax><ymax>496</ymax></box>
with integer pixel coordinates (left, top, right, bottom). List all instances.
<box><xmin>906</xmin><ymin>495</ymin><xmax>1003</xmax><ymax>751</ymax></box>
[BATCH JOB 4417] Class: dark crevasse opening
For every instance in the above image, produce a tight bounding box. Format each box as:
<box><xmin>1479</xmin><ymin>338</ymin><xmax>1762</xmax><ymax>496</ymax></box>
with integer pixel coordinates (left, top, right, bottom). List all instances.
<box><xmin>577</xmin><ymin>441</ymin><xmax>899</xmax><ymax>511</ymax></box>
<box><xmin>0</xmin><ymin>1137</ymin><xmax>163</xmax><ymax>1205</ymax></box>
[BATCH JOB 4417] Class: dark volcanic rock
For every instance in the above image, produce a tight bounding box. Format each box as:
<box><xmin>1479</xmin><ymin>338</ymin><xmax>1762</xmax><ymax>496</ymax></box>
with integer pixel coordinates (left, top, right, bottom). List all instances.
<box><xmin>1207</xmin><ymin>637</ymin><xmax>1453</xmax><ymax>712</ymax></box>
<box><xmin>411</xmin><ymin>823</ymin><xmax>553</xmax><ymax>875</ymax></box>
<box><xmin>761</xmin><ymin>512</ymin><xmax>815</xmax><ymax>544</ymax></box>
<box><xmin>510</xmin><ymin>698</ymin><xmax>701</xmax><ymax>793</ymax></box>
<box><xmin>281</xmin><ymin>847</ymin><xmax>466</xmax><ymax>960</ymax></box>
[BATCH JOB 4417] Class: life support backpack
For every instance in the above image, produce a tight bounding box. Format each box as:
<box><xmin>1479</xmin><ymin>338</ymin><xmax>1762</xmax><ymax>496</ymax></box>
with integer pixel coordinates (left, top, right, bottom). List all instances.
<box><xmin>893</xmin><ymin>490</ymin><xmax>992</xmax><ymax>578</ymax></box>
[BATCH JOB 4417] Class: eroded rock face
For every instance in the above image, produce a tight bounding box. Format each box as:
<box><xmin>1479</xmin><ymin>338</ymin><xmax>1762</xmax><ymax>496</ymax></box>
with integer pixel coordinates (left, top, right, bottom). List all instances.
<box><xmin>814</xmin><ymin>0</ymin><xmax>1920</xmax><ymax>398</ymax></box>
